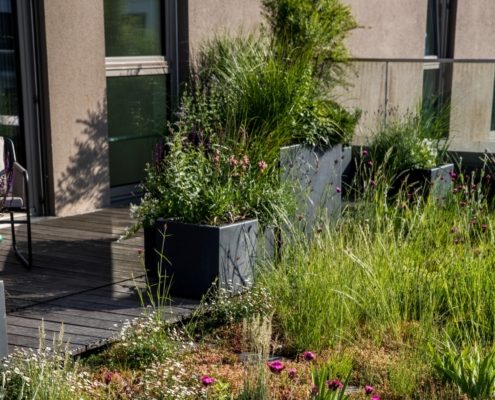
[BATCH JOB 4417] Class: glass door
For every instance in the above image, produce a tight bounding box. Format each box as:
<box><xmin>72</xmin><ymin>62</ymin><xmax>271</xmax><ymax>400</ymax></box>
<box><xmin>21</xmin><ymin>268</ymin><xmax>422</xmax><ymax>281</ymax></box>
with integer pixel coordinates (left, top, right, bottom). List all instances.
<box><xmin>104</xmin><ymin>0</ymin><xmax>177</xmax><ymax>201</ymax></box>
<box><xmin>0</xmin><ymin>0</ymin><xmax>45</xmax><ymax>215</ymax></box>
<box><xmin>0</xmin><ymin>0</ymin><xmax>21</xmax><ymax>143</ymax></box>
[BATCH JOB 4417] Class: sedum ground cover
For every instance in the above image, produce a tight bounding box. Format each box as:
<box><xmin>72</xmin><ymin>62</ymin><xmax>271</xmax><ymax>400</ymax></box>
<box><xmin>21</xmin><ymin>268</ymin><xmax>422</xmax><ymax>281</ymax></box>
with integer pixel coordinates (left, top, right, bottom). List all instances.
<box><xmin>2</xmin><ymin>172</ymin><xmax>495</xmax><ymax>399</ymax></box>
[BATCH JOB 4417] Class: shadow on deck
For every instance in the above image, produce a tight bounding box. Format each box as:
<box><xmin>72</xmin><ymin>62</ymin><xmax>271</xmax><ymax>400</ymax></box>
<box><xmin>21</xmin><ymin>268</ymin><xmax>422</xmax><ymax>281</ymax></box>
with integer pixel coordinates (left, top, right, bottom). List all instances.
<box><xmin>0</xmin><ymin>207</ymin><xmax>199</xmax><ymax>355</ymax></box>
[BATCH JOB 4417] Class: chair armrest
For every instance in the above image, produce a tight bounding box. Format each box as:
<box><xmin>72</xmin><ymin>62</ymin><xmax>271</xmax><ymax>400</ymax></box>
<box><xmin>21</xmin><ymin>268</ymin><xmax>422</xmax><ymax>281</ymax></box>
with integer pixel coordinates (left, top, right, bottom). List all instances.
<box><xmin>11</xmin><ymin>162</ymin><xmax>29</xmax><ymax>205</ymax></box>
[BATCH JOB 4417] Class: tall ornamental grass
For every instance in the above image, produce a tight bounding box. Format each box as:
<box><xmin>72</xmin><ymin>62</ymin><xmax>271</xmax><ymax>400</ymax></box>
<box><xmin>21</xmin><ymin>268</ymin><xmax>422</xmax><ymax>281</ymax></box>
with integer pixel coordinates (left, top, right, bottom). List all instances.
<box><xmin>261</xmin><ymin>176</ymin><xmax>495</xmax><ymax>354</ymax></box>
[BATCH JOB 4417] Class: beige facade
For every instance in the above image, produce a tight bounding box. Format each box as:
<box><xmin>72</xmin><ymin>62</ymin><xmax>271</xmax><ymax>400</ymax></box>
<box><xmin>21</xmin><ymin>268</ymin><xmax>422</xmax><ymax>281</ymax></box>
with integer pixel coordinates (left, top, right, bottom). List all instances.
<box><xmin>449</xmin><ymin>0</ymin><xmax>495</xmax><ymax>152</ymax></box>
<box><xmin>28</xmin><ymin>0</ymin><xmax>495</xmax><ymax>216</ymax></box>
<box><xmin>343</xmin><ymin>0</ymin><xmax>428</xmax><ymax>59</ymax></box>
<box><xmin>42</xmin><ymin>0</ymin><xmax>109</xmax><ymax>216</ymax></box>
<box><xmin>39</xmin><ymin>0</ymin><xmax>264</xmax><ymax>216</ymax></box>
<box><xmin>187</xmin><ymin>0</ymin><xmax>262</xmax><ymax>56</ymax></box>
<box><xmin>340</xmin><ymin>0</ymin><xmax>495</xmax><ymax>153</ymax></box>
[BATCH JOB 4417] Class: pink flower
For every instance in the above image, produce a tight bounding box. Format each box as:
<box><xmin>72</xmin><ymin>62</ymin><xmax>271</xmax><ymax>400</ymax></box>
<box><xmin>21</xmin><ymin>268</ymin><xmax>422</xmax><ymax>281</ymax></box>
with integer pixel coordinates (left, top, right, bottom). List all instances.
<box><xmin>364</xmin><ymin>385</ymin><xmax>374</xmax><ymax>395</ymax></box>
<box><xmin>326</xmin><ymin>379</ymin><xmax>343</xmax><ymax>391</ymax></box>
<box><xmin>310</xmin><ymin>385</ymin><xmax>319</xmax><ymax>397</ymax></box>
<box><xmin>229</xmin><ymin>155</ymin><xmax>238</xmax><ymax>167</ymax></box>
<box><xmin>303</xmin><ymin>351</ymin><xmax>316</xmax><ymax>361</ymax></box>
<box><xmin>336</xmin><ymin>186</ymin><xmax>342</xmax><ymax>193</ymax></box>
<box><xmin>258</xmin><ymin>160</ymin><xmax>268</xmax><ymax>172</ymax></box>
<box><xmin>371</xmin><ymin>395</ymin><xmax>381</xmax><ymax>400</ymax></box>
<box><xmin>213</xmin><ymin>149</ymin><xmax>221</xmax><ymax>164</ymax></box>
<box><xmin>241</xmin><ymin>154</ymin><xmax>250</xmax><ymax>169</ymax></box>
<box><xmin>267</xmin><ymin>360</ymin><xmax>285</xmax><ymax>374</ymax></box>
<box><xmin>287</xmin><ymin>368</ymin><xmax>297</xmax><ymax>380</ymax></box>
<box><xmin>200</xmin><ymin>375</ymin><xmax>216</xmax><ymax>386</ymax></box>
<box><xmin>449</xmin><ymin>171</ymin><xmax>457</xmax><ymax>181</ymax></box>
<box><xmin>362</xmin><ymin>149</ymin><xmax>369</xmax><ymax>156</ymax></box>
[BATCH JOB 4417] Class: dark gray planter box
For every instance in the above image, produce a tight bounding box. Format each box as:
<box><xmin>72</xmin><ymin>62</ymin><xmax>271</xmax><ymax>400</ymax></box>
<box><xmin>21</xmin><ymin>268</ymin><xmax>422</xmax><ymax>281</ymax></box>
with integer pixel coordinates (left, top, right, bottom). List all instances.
<box><xmin>395</xmin><ymin>163</ymin><xmax>454</xmax><ymax>199</ymax></box>
<box><xmin>280</xmin><ymin>144</ymin><xmax>343</xmax><ymax>228</ymax></box>
<box><xmin>144</xmin><ymin>219</ymin><xmax>258</xmax><ymax>299</ymax></box>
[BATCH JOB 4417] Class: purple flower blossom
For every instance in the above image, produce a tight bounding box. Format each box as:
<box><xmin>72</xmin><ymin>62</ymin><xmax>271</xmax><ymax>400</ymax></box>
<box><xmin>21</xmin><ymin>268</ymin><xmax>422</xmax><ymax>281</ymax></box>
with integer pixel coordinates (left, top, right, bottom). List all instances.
<box><xmin>310</xmin><ymin>385</ymin><xmax>319</xmax><ymax>397</ymax></box>
<box><xmin>326</xmin><ymin>379</ymin><xmax>343</xmax><ymax>391</ymax></box>
<box><xmin>287</xmin><ymin>368</ymin><xmax>297</xmax><ymax>380</ymax></box>
<box><xmin>362</xmin><ymin>149</ymin><xmax>369</xmax><ymax>156</ymax></box>
<box><xmin>449</xmin><ymin>170</ymin><xmax>457</xmax><ymax>181</ymax></box>
<box><xmin>336</xmin><ymin>186</ymin><xmax>342</xmax><ymax>193</ymax></box>
<box><xmin>303</xmin><ymin>351</ymin><xmax>316</xmax><ymax>361</ymax></box>
<box><xmin>364</xmin><ymin>385</ymin><xmax>374</xmax><ymax>395</ymax></box>
<box><xmin>200</xmin><ymin>375</ymin><xmax>216</xmax><ymax>386</ymax></box>
<box><xmin>267</xmin><ymin>360</ymin><xmax>285</xmax><ymax>374</ymax></box>
<box><xmin>371</xmin><ymin>395</ymin><xmax>381</xmax><ymax>400</ymax></box>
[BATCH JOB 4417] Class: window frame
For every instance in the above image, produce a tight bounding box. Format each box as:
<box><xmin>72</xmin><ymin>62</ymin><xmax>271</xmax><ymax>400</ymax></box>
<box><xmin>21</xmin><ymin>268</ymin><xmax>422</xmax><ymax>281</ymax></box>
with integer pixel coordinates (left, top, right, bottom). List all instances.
<box><xmin>104</xmin><ymin>0</ymin><xmax>178</xmax><ymax>197</ymax></box>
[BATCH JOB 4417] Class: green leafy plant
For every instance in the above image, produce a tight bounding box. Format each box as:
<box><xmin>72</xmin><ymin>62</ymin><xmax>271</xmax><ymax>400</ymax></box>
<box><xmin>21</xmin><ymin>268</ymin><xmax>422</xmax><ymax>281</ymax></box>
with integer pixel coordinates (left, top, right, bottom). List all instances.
<box><xmin>261</xmin><ymin>0</ymin><xmax>357</xmax><ymax>88</ymax></box>
<box><xmin>130</xmin><ymin>132</ymin><xmax>291</xmax><ymax>232</ymax></box>
<box><xmin>191</xmin><ymin>13</ymin><xmax>359</xmax><ymax>148</ymax></box>
<box><xmin>433</xmin><ymin>343</ymin><xmax>495</xmax><ymax>399</ymax></box>
<box><xmin>368</xmin><ymin>105</ymin><xmax>450</xmax><ymax>180</ymax></box>
<box><xmin>311</xmin><ymin>364</ymin><xmax>351</xmax><ymax>400</ymax></box>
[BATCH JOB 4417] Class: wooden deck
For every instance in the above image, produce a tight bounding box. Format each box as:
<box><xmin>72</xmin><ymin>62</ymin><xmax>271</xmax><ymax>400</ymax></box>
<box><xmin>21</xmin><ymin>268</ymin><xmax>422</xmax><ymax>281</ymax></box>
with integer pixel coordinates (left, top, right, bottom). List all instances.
<box><xmin>0</xmin><ymin>207</ymin><xmax>199</xmax><ymax>355</ymax></box>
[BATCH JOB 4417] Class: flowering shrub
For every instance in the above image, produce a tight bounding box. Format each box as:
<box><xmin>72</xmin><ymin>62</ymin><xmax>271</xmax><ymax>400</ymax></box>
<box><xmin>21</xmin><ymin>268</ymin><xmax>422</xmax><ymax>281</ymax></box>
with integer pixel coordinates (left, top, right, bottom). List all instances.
<box><xmin>368</xmin><ymin>106</ymin><xmax>450</xmax><ymax>180</ymax></box>
<box><xmin>132</xmin><ymin>130</ymin><xmax>289</xmax><ymax>233</ymax></box>
<box><xmin>130</xmin><ymin>132</ymin><xmax>292</xmax><ymax>232</ymax></box>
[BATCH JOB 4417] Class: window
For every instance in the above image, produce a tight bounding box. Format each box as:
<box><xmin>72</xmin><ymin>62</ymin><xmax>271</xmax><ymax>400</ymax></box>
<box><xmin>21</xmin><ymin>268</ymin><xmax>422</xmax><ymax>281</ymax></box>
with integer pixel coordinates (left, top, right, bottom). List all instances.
<box><xmin>104</xmin><ymin>0</ymin><xmax>177</xmax><ymax>192</ymax></box>
<box><xmin>0</xmin><ymin>0</ymin><xmax>19</xmax><ymax>138</ymax></box>
<box><xmin>422</xmin><ymin>0</ymin><xmax>456</xmax><ymax>120</ymax></box>
<box><xmin>425</xmin><ymin>0</ymin><xmax>439</xmax><ymax>57</ymax></box>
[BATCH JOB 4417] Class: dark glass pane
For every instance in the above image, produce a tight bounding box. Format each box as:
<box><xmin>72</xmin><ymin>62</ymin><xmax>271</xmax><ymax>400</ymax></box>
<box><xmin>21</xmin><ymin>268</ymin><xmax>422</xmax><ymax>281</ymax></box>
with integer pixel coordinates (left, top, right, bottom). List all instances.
<box><xmin>107</xmin><ymin>74</ymin><xmax>167</xmax><ymax>186</ymax></box>
<box><xmin>104</xmin><ymin>0</ymin><xmax>162</xmax><ymax>57</ymax></box>
<box><xmin>422</xmin><ymin>68</ymin><xmax>440</xmax><ymax>108</ymax></box>
<box><xmin>0</xmin><ymin>0</ymin><xmax>19</xmax><ymax>138</ymax></box>
<box><xmin>425</xmin><ymin>0</ymin><xmax>438</xmax><ymax>56</ymax></box>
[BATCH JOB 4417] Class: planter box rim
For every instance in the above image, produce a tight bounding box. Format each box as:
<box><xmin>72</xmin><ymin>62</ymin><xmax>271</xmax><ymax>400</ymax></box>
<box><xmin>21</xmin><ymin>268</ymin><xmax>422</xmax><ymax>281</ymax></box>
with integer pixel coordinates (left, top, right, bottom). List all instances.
<box><xmin>401</xmin><ymin>163</ymin><xmax>454</xmax><ymax>174</ymax></box>
<box><xmin>281</xmin><ymin>143</ymin><xmax>341</xmax><ymax>151</ymax></box>
<box><xmin>155</xmin><ymin>217</ymin><xmax>258</xmax><ymax>230</ymax></box>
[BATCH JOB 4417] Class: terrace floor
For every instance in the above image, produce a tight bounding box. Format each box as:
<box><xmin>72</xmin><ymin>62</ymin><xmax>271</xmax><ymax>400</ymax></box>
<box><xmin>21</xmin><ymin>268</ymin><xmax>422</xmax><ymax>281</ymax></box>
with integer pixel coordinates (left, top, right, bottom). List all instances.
<box><xmin>0</xmin><ymin>207</ymin><xmax>199</xmax><ymax>355</ymax></box>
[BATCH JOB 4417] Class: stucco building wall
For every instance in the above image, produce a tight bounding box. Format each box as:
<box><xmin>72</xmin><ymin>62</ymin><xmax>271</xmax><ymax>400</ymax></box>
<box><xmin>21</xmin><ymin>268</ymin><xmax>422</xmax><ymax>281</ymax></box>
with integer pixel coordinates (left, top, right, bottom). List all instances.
<box><xmin>42</xmin><ymin>0</ymin><xmax>109</xmax><ymax>216</ymax></box>
<box><xmin>338</xmin><ymin>0</ymin><xmax>427</xmax><ymax>143</ymax></box>
<box><xmin>449</xmin><ymin>0</ymin><xmax>495</xmax><ymax>151</ymax></box>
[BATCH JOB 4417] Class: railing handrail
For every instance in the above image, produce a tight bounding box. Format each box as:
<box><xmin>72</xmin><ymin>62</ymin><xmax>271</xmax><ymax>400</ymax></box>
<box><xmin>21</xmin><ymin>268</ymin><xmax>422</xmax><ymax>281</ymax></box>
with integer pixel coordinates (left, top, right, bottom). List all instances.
<box><xmin>349</xmin><ymin>57</ymin><xmax>495</xmax><ymax>63</ymax></box>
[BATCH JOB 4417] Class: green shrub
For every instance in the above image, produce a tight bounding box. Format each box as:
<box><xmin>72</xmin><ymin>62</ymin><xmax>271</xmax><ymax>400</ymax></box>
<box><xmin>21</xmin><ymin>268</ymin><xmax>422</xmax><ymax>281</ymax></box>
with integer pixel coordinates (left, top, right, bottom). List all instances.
<box><xmin>368</xmin><ymin>105</ymin><xmax>450</xmax><ymax>180</ymax></box>
<box><xmin>433</xmin><ymin>343</ymin><xmax>495</xmax><ymax>399</ymax></box>
<box><xmin>261</xmin><ymin>0</ymin><xmax>357</xmax><ymax>87</ymax></box>
<box><xmin>261</xmin><ymin>177</ymin><xmax>495</xmax><ymax>353</ymax></box>
<box><xmin>131</xmin><ymin>133</ymin><xmax>292</xmax><ymax>230</ymax></box>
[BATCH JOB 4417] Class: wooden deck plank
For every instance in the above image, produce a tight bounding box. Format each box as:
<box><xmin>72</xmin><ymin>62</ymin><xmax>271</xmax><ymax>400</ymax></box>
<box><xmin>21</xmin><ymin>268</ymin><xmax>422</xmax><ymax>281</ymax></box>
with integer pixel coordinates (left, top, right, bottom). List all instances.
<box><xmin>0</xmin><ymin>207</ymin><xmax>199</xmax><ymax>355</ymax></box>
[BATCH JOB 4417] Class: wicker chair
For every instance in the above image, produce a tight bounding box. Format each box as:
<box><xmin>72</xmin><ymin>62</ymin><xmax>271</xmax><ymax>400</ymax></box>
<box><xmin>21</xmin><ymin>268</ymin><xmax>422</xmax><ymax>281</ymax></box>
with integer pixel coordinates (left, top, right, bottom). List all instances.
<box><xmin>0</xmin><ymin>137</ymin><xmax>32</xmax><ymax>268</ymax></box>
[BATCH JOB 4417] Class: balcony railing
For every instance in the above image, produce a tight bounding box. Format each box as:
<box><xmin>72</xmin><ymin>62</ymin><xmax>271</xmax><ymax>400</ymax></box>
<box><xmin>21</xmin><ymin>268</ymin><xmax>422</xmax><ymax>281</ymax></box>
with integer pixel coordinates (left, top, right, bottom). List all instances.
<box><xmin>337</xmin><ymin>59</ymin><xmax>495</xmax><ymax>154</ymax></box>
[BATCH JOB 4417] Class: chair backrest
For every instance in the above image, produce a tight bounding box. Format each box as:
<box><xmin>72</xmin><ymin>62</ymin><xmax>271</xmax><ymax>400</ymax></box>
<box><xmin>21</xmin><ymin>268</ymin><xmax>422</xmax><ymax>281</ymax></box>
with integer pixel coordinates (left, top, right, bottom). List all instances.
<box><xmin>0</xmin><ymin>137</ymin><xmax>16</xmax><ymax>199</ymax></box>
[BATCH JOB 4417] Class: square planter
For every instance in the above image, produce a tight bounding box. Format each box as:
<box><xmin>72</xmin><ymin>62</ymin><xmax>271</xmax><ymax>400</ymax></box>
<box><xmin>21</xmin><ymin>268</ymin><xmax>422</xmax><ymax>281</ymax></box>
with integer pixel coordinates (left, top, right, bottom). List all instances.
<box><xmin>144</xmin><ymin>219</ymin><xmax>258</xmax><ymax>299</ymax></box>
<box><xmin>280</xmin><ymin>144</ymin><xmax>343</xmax><ymax>227</ymax></box>
<box><xmin>393</xmin><ymin>163</ymin><xmax>454</xmax><ymax>199</ymax></box>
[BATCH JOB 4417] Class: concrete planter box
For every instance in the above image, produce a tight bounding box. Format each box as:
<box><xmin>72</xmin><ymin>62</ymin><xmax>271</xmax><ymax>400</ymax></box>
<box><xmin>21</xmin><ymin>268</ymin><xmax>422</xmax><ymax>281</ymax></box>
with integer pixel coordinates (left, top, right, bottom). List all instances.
<box><xmin>393</xmin><ymin>163</ymin><xmax>454</xmax><ymax>199</ymax></box>
<box><xmin>144</xmin><ymin>219</ymin><xmax>258</xmax><ymax>299</ymax></box>
<box><xmin>280</xmin><ymin>144</ymin><xmax>343</xmax><ymax>228</ymax></box>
